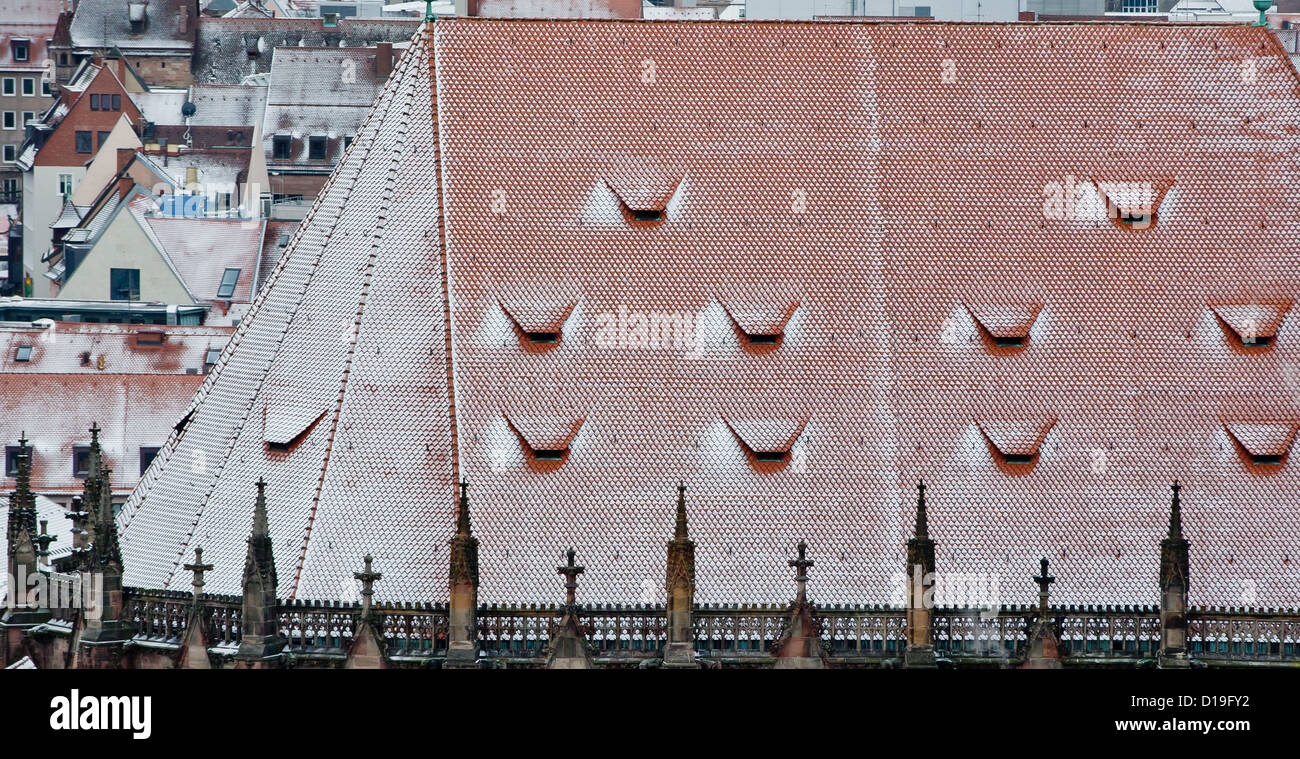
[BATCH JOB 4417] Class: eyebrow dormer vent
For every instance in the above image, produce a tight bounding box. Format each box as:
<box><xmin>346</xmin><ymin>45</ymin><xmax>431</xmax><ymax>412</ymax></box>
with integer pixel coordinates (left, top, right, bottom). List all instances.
<box><xmin>725</xmin><ymin>417</ymin><xmax>807</xmax><ymax>468</ymax></box>
<box><xmin>977</xmin><ymin>418</ymin><xmax>1056</xmax><ymax>467</ymax></box>
<box><xmin>603</xmin><ymin>168</ymin><xmax>682</xmax><ymax>225</ymax></box>
<box><xmin>964</xmin><ymin>303</ymin><xmax>1041</xmax><ymax>349</ymax></box>
<box><xmin>504</xmin><ymin>414</ymin><xmax>584</xmax><ymax>468</ymax></box>
<box><xmin>1211</xmin><ymin>301</ymin><xmax>1292</xmax><ymax>348</ymax></box>
<box><xmin>499</xmin><ymin>298</ymin><xmax>577</xmax><ymax>349</ymax></box>
<box><xmin>722</xmin><ymin>300</ymin><xmax>798</xmax><ymax>349</ymax></box>
<box><xmin>263</xmin><ymin>402</ymin><xmax>327</xmax><ymax>454</ymax></box>
<box><xmin>1225</xmin><ymin>422</ymin><xmax>1296</xmax><ymax>466</ymax></box>
<box><xmin>1094</xmin><ymin>178</ymin><xmax>1170</xmax><ymax>229</ymax></box>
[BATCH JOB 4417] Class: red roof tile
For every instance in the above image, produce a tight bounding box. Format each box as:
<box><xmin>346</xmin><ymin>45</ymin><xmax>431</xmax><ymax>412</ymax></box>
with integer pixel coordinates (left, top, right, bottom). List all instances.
<box><xmin>115</xmin><ymin>20</ymin><xmax>1300</xmax><ymax>611</ymax></box>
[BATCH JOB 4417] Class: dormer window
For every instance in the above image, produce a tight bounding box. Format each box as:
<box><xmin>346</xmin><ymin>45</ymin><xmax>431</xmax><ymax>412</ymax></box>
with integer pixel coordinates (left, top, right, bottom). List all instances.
<box><xmin>1224</xmin><ymin>422</ymin><xmax>1296</xmax><ymax>468</ymax></box>
<box><xmin>722</xmin><ymin>300</ymin><xmax>798</xmax><ymax>349</ymax></box>
<box><xmin>977</xmin><ymin>418</ymin><xmax>1057</xmax><ymax>468</ymax></box>
<box><xmin>964</xmin><ymin>303</ymin><xmax>1040</xmax><ymax>350</ymax></box>
<box><xmin>1211</xmin><ymin>302</ymin><xmax>1291</xmax><ymax>349</ymax></box>
<box><xmin>724</xmin><ymin>417</ymin><xmax>807</xmax><ymax>470</ymax></box>
<box><xmin>499</xmin><ymin>298</ymin><xmax>576</xmax><ymax>350</ymax></box>
<box><xmin>504</xmin><ymin>414</ymin><xmax>584</xmax><ymax>469</ymax></box>
<box><xmin>263</xmin><ymin>400</ymin><xmax>327</xmax><ymax>455</ymax></box>
<box><xmin>1094</xmin><ymin>178</ymin><xmax>1170</xmax><ymax>230</ymax></box>
<box><xmin>603</xmin><ymin>169</ymin><xmax>682</xmax><ymax>225</ymax></box>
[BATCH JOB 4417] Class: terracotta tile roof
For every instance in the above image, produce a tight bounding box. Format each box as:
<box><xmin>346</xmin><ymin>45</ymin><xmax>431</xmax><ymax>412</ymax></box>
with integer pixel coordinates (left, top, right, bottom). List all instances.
<box><xmin>0</xmin><ymin>373</ymin><xmax>204</xmax><ymax>496</ymax></box>
<box><xmin>116</xmin><ymin>20</ymin><xmax>1300</xmax><ymax>611</ymax></box>
<box><xmin>0</xmin><ymin>322</ymin><xmax>233</xmax><ymax>375</ymax></box>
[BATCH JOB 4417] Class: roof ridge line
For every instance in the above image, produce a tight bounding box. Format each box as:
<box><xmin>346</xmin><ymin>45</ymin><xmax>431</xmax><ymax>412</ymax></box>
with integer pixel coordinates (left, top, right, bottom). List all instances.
<box><xmin>119</xmin><ymin>25</ymin><xmax>428</xmax><ymax>541</ymax></box>
<box><xmin>286</xmin><ymin>25</ymin><xmax>427</xmax><ymax>602</ymax></box>
<box><xmin>122</xmin><ymin>57</ymin><xmax>405</xmax><ymax>592</ymax></box>
<box><xmin>430</xmin><ymin>24</ymin><xmax>462</xmax><ymax>493</ymax></box>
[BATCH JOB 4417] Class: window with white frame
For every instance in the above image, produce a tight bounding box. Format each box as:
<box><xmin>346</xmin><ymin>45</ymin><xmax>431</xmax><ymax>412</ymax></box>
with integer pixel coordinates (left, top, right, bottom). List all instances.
<box><xmin>2</xmin><ymin>112</ymin><xmax>14</xmax><ymax>130</ymax></box>
<box><xmin>58</xmin><ymin>173</ymin><xmax>73</xmax><ymax>199</ymax></box>
<box><xmin>21</xmin><ymin>78</ymin><xmax>34</xmax><ymax>96</ymax></box>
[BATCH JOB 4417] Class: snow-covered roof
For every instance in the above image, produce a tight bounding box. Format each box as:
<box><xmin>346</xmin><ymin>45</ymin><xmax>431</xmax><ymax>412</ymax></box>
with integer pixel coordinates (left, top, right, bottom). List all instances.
<box><xmin>69</xmin><ymin>0</ymin><xmax>197</xmax><ymax>52</ymax></box>
<box><xmin>188</xmin><ymin>84</ymin><xmax>268</xmax><ymax>128</ymax></box>
<box><xmin>192</xmin><ymin>16</ymin><xmax>420</xmax><ymax>84</ymax></box>
<box><xmin>117</xmin><ymin>19</ymin><xmax>1300</xmax><ymax>611</ymax></box>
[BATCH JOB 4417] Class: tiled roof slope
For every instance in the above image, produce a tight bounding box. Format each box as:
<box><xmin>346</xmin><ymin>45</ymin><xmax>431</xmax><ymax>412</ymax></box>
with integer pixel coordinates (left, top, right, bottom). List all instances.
<box><xmin>118</xmin><ymin>20</ymin><xmax>1300</xmax><ymax>610</ymax></box>
<box><xmin>118</xmin><ymin>24</ymin><xmax>452</xmax><ymax>601</ymax></box>
<box><xmin>193</xmin><ymin>17</ymin><xmax>420</xmax><ymax>84</ymax></box>
<box><xmin>0</xmin><ymin>322</ymin><xmax>233</xmax><ymax>374</ymax></box>
<box><xmin>0</xmin><ymin>374</ymin><xmax>204</xmax><ymax>495</ymax></box>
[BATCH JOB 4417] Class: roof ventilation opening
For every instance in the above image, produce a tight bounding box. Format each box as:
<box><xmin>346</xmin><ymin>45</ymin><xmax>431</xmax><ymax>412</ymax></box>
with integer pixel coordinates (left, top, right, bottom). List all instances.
<box><xmin>499</xmin><ymin>298</ymin><xmax>576</xmax><ymax>352</ymax></box>
<box><xmin>505</xmin><ymin>415</ymin><xmax>584</xmax><ymax>472</ymax></box>
<box><xmin>725</xmin><ymin>417</ymin><xmax>807</xmax><ymax>472</ymax></box>
<box><xmin>977</xmin><ymin>418</ymin><xmax>1056</xmax><ymax>473</ymax></box>
<box><xmin>1211</xmin><ymin>302</ymin><xmax>1292</xmax><ymax>349</ymax></box>
<box><xmin>1094</xmin><ymin>178</ymin><xmax>1170</xmax><ymax>230</ymax></box>
<box><xmin>262</xmin><ymin>402</ymin><xmax>327</xmax><ymax>456</ymax></box>
<box><xmin>603</xmin><ymin>169</ymin><xmax>682</xmax><ymax>226</ymax></box>
<box><xmin>964</xmin><ymin>303</ymin><xmax>1040</xmax><ymax>351</ymax></box>
<box><xmin>1225</xmin><ymin>422</ymin><xmax>1296</xmax><ymax>469</ymax></box>
<box><xmin>722</xmin><ymin>300</ymin><xmax>798</xmax><ymax>353</ymax></box>
<box><xmin>524</xmin><ymin>331</ymin><xmax>559</xmax><ymax>345</ymax></box>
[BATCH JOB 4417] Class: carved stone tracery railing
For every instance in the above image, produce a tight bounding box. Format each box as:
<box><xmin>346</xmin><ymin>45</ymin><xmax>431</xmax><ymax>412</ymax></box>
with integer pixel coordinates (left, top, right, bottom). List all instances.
<box><xmin>114</xmin><ymin>588</ymin><xmax>1300</xmax><ymax>665</ymax></box>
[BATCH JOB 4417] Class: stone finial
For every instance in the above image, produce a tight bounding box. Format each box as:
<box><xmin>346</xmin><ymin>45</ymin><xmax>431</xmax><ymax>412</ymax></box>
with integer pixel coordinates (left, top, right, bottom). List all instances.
<box><xmin>914</xmin><ymin>479</ymin><xmax>928</xmax><ymax>539</ymax></box>
<box><xmin>789</xmin><ymin>540</ymin><xmax>813</xmax><ymax>604</ymax></box>
<box><xmin>36</xmin><ymin>519</ymin><xmax>57</xmax><ymax>568</ymax></box>
<box><xmin>354</xmin><ymin>554</ymin><xmax>382</xmax><ymax>617</ymax></box>
<box><xmin>557</xmin><ymin>547</ymin><xmax>584</xmax><ymax>609</ymax></box>
<box><xmin>1033</xmin><ymin>557</ymin><xmax>1055</xmax><ymax>613</ymax></box>
<box><xmin>674</xmin><ymin>482</ymin><xmax>689</xmax><ymax>540</ymax></box>
<box><xmin>252</xmin><ymin>478</ymin><xmax>269</xmax><ymax>538</ymax></box>
<box><xmin>1168</xmin><ymin>480</ymin><xmax>1183</xmax><ymax>541</ymax></box>
<box><xmin>456</xmin><ymin>479</ymin><xmax>471</xmax><ymax>538</ymax></box>
<box><xmin>184</xmin><ymin>546</ymin><xmax>214</xmax><ymax>609</ymax></box>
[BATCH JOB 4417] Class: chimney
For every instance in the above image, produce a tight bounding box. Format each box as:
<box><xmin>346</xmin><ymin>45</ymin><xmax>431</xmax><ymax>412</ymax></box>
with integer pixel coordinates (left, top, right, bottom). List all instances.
<box><xmin>375</xmin><ymin>42</ymin><xmax>393</xmax><ymax>79</ymax></box>
<box><xmin>127</xmin><ymin>1</ymin><xmax>148</xmax><ymax>34</ymax></box>
<box><xmin>179</xmin><ymin>5</ymin><xmax>190</xmax><ymax>36</ymax></box>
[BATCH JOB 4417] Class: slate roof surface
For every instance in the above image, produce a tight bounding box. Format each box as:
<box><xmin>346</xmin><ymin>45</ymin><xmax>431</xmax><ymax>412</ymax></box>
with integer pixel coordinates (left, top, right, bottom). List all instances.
<box><xmin>116</xmin><ymin>19</ymin><xmax>1300</xmax><ymax>611</ymax></box>
<box><xmin>188</xmin><ymin>84</ymin><xmax>268</xmax><ymax>127</ymax></box>
<box><xmin>69</xmin><ymin>0</ymin><xmax>197</xmax><ymax>51</ymax></box>
<box><xmin>193</xmin><ymin>16</ymin><xmax>420</xmax><ymax>84</ymax></box>
<box><xmin>132</xmin><ymin>201</ymin><xmax>264</xmax><ymax>303</ymax></box>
